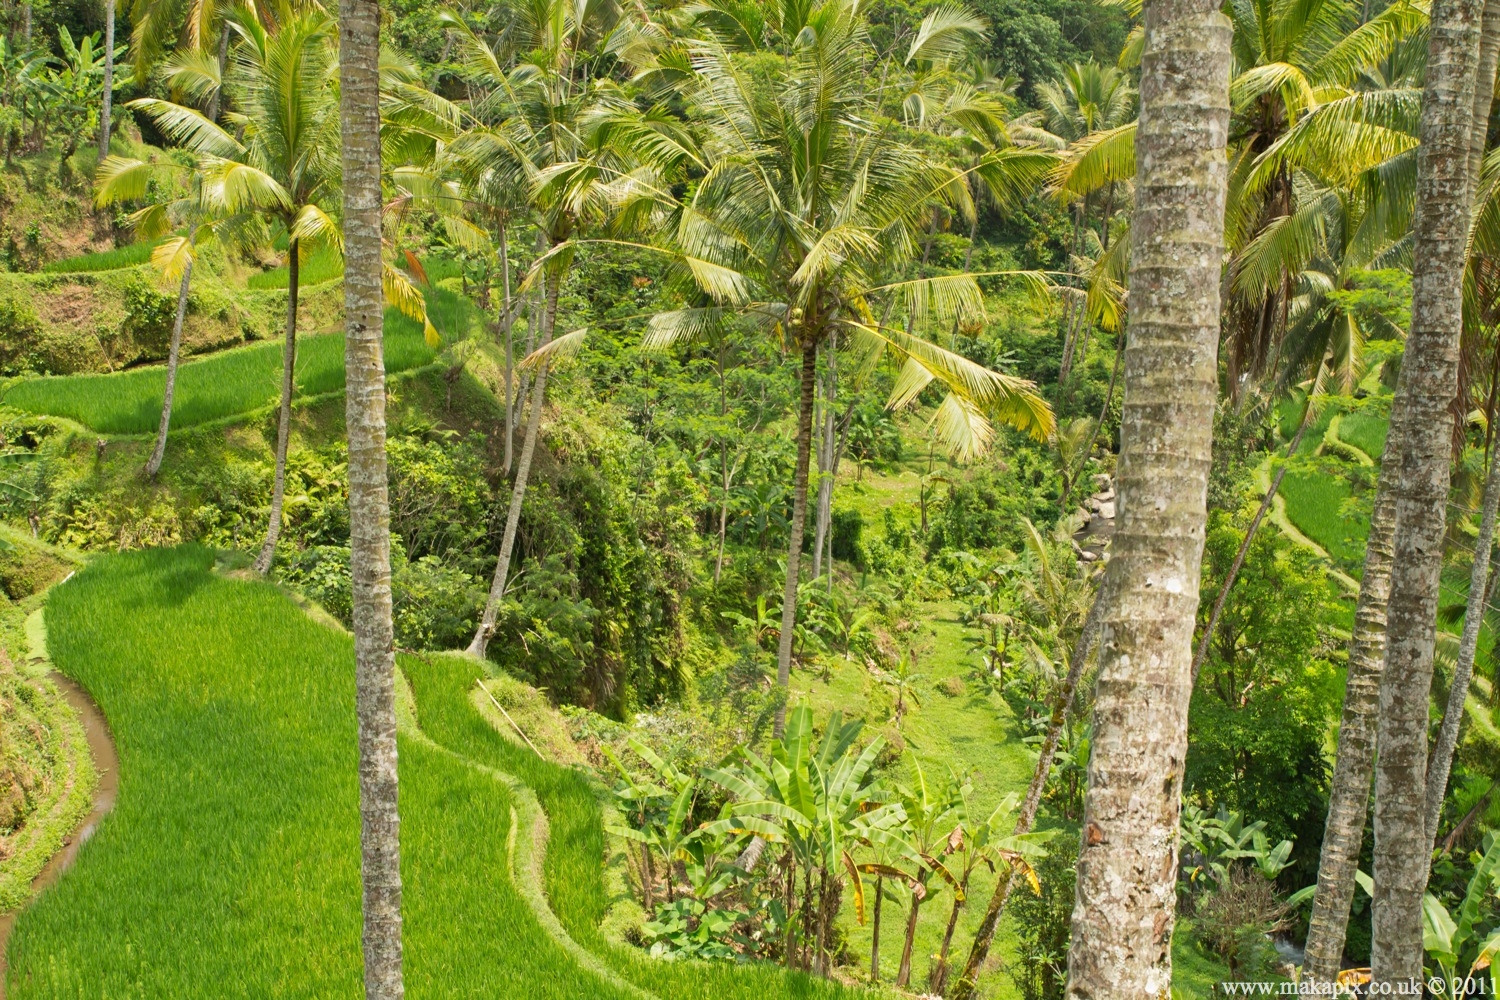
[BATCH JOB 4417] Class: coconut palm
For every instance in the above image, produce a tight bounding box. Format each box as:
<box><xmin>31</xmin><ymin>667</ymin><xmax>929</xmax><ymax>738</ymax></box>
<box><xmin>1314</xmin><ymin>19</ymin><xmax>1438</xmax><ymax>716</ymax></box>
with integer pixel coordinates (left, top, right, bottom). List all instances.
<box><xmin>1371</xmin><ymin>0</ymin><xmax>1489</xmax><ymax>979</ymax></box>
<box><xmin>435</xmin><ymin>0</ymin><xmax>640</xmax><ymax>661</ymax></box>
<box><xmin>93</xmin><ymin>152</ymin><xmax>231</xmax><ymax>477</ymax></box>
<box><xmin>632</xmin><ymin>0</ymin><xmax>1055</xmax><ymax>736</ymax></box>
<box><xmin>337</xmin><ymin>0</ymin><xmax>403</xmax><ymax>989</ymax></box>
<box><xmin>1060</xmin><ymin>0</ymin><xmax>1231</xmax><ymax>996</ymax></box>
<box><xmin>131</xmin><ymin>7</ymin><xmax>347</xmax><ymax>574</ymax></box>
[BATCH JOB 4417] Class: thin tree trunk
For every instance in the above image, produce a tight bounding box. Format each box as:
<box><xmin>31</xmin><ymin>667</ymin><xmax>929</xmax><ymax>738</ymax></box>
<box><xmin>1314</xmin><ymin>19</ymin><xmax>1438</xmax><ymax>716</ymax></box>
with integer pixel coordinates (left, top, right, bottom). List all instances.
<box><xmin>145</xmin><ymin>254</ymin><xmax>193</xmax><ymax>478</ymax></box>
<box><xmin>930</xmin><ymin>889</ymin><xmax>966</xmax><ymax>995</ymax></box>
<box><xmin>1063</xmin><ymin>0</ymin><xmax>1231</xmax><ymax>996</ymax></box>
<box><xmin>813</xmin><ymin>334</ymin><xmax>837</xmax><ymax>580</ymax></box>
<box><xmin>871</xmin><ymin>875</ymin><xmax>885</xmax><ymax>982</ymax></box>
<box><xmin>896</xmin><ymin>888</ymin><xmax>924</xmax><ymax>988</ymax></box>
<box><xmin>499</xmin><ymin>223</ymin><xmax>514</xmax><ymax>476</ymax></box>
<box><xmin>1371</xmin><ymin>0</ymin><xmax>1484</xmax><ymax>981</ymax></box>
<box><xmin>339</xmin><ymin>0</ymin><xmax>403</xmax><ymax>992</ymax></box>
<box><xmin>772</xmin><ymin>339</ymin><xmax>819</xmax><ymax>738</ymax></box>
<box><xmin>468</xmin><ymin>268</ymin><xmax>559</xmax><ymax>658</ymax></box>
<box><xmin>1190</xmin><ymin>385</ymin><xmax>1319</xmax><ymax>682</ymax></box>
<box><xmin>97</xmin><ymin>0</ymin><xmax>113</xmax><ymax>164</ymax></box>
<box><xmin>253</xmin><ymin>238</ymin><xmax>300</xmax><ymax>575</ymax></box>
<box><xmin>1425</xmin><ymin>445</ymin><xmax>1500</xmax><ymax>845</ymax></box>
<box><xmin>206</xmin><ymin>29</ymin><xmax>229</xmax><ymax>122</ymax></box>
<box><xmin>952</xmin><ymin>587</ymin><xmax>1106</xmax><ymax>1000</ymax></box>
<box><xmin>1303</xmin><ymin>469</ymin><xmax>1399</xmax><ymax>985</ymax></box>
<box><xmin>1058</xmin><ymin>326</ymin><xmax>1123</xmax><ymax>512</ymax></box>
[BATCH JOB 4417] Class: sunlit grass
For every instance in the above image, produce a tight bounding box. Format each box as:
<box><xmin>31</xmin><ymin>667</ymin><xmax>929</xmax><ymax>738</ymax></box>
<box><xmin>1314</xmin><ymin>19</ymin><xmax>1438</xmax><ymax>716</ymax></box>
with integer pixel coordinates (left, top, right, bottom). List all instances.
<box><xmin>12</xmin><ymin>545</ymin><xmax>634</xmax><ymax>999</ymax></box>
<box><xmin>1279</xmin><ymin>464</ymin><xmax>1368</xmax><ymax>570</ymax></box>
<box><xmin>246</xmin><ymin>245</ymin><xmax>346</xmax><ymax>290</ymax></box>
<box><xmin>2</xmin><ymin>311</ymin><xmax>440</xmax><ymax>435</ymax></box>
<box><xmin>1338</xmin><ymin>409</ymin><xmax>1389</xmax><ymax>462</ymax></box>
<box><xmin>41</xmin><ymin>241</ymin><xmax>160</xmax><ymax>273</ymax></box>
<box><xmin>401</xmin><ymin>653</ymin><xmax>874</xmax><ymax>1000</ymax></box>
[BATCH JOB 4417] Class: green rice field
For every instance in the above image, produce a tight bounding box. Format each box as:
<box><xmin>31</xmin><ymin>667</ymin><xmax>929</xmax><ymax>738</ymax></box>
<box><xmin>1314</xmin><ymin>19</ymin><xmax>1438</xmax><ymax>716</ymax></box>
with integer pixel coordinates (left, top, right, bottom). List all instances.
<box><xmin>1337</xmin><ymin>407</ymin><xmax>1390</xmax><ymax>462</ymax></box>
<box><xmin>1279</xmin><ymin>462</ymin><xmax>1369</xmax><ymax>571</ymax></box>
<box><xmin>14</xmin><ymin>546</ymin><xmax>638</xmax><ymax>999</ymax></box>
<box><xmin>247</xmin><ymin>245</ymin><xmax>346</xmax><ymax>290</ymax></box>
<box><xmin>41</xmin><ymin>241</ymin><xmax>160</xmax><ymax>274</ymax></box>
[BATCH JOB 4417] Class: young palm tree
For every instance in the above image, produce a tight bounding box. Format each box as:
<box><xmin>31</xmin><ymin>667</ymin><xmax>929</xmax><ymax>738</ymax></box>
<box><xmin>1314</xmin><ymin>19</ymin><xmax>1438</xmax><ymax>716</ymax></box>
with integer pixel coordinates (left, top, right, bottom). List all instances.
<box><xmin>634</xmin><ymin>0</ymin><xmax>1055</xmax><ymax>736</ymax></box>
<box><xmin>339</xmin><ymin>0</ymin><xmax>403</xmax><ymax>988</ymax></box>
<box><xmin>1061</xmin><ymin>1</ymin><xmax>1230</xmax><ymax>998</ymax></box>
<box><xmin>94</xmin><ymin>153</ymin><xmax>225</xmax><ymax>477</ymax></box>
<box><xmin>133</xmin><ymin>7</ymin><xmax>346</xmax><ymax>574</ymax></box>
<box><xmin>1370</xmin><ymin>0</ymin><xmax>1487</xmax><ymax>979</ymax></box>
<box><xmin>436</xmin><ymin>0</ymin><xmax>635</xmax><ymax>660</ymax></box>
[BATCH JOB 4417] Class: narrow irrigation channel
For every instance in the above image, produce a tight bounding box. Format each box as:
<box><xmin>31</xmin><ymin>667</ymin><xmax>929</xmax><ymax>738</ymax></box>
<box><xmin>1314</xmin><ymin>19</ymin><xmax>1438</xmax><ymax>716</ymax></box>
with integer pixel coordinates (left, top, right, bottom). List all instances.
<box><xmin>0</xmin><ymin>674</ymin><xmax>118</xmax><ymax>997</ymax></box>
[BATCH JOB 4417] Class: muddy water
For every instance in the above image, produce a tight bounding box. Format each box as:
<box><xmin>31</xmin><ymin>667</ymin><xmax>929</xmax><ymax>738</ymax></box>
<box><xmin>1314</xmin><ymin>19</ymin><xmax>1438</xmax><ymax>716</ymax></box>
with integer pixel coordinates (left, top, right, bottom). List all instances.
<box><xmin>0</xmin><ymin>673</ymin><xmax>118</xmax><ymax>997</ymax></box>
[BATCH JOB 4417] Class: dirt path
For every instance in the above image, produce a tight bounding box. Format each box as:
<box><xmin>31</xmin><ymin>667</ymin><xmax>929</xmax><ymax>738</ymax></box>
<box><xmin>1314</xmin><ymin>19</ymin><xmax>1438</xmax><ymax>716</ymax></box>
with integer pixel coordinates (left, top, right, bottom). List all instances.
<box><xmin>0</xmin><ymin>674</ymin><xmax>118</xmax><ymax>998</ymax></box>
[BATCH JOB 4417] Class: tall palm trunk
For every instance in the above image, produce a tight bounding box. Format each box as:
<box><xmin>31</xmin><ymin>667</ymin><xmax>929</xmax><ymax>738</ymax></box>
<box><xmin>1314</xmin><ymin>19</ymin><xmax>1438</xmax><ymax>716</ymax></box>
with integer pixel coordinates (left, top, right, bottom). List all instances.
<box><xmin>206</xmin><ymin>29</ymin><xmax>230</xmax><ymax>122</ymax></box>
<box><xmin>338</xmin><ymin>0</ymin><xmax>403</xmax><ymax>993</ymax></box>
<box><xmin>813</xmin><ymin>333</ymin><xmax>837</xmax><ymax>580</ymax></box>
<box><xmin>772</xmin><ymin>339</ymin><xmax>819</xmax><ymax>738</ymax></box>
<box><xmin>1424</xmin><ymin>0</ymin><xmax>1500</xmax><ymax>851</ymax></box>
<box><xmin>254</xmin><ymin>238</ymin><xmax>300</xmax><ymax>575</ymax></box>
<box><xmin>468</xmin><ymin>269</ymin><xmax>559</xmax><ymax>659</ymax></box>
<box><xmin>498</xmin><ymin>222</ymin><xmax>514</xmax><ymax>476</ymax></box>
<box><xmin>98</xmin><ymin>0</ymin><xmax>113</xmax><ymax>164</ymax></box>
<box><xmin>1063</xmin><ymin>0</ymin><xmax>1231</xmax><ymax>994</ymax></box>
<box><xmin>952</xmin><ymin>587</ymin><xmax>1105</xmax><ymax>1000</ymax></box>
<box><xmin>145</xmin><ymin>253</ymin><xmax>193</xmax><ymax>478</ymax></box>
<box><xmin>1302</xmin><ymin>473</ymin><xmax>1397</xmax><ymax>984</ymax></box>
<box><xmin>1371</xmin><ymin>0</ymin><xmax>1484</xmax><ymax>980</ymax></box>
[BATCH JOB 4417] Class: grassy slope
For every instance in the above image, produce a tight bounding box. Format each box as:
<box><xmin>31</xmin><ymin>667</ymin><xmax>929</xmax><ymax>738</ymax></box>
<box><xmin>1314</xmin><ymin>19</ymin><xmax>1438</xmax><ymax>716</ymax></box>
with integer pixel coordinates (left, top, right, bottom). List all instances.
<box><xmin>402</xmin><ymin>652</ymin><xmax>874</xmax><ymax>1000</ymax></box>
<box><xmin>13</xmin><ymin>546</ymin><xmax>630</xmax><ymax>999</ymax></box>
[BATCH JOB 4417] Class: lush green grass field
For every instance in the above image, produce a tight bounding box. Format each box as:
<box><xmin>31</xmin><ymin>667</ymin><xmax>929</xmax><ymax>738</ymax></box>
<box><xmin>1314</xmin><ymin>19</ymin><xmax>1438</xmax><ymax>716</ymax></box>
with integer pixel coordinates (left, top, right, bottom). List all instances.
<box><xmin>247</xmin><ymin>245</ymin><xmax>345</xmax><ymax>290</ymax></box>
<box><xmin>41</xmin><ymin>241</ymin><xmax>159</xmax><ymax>274</ymax></box>
<box><xmin>2</xmin><ymin>313</ymin><xmax>437</xmax><ymax>435</ymax></box>
<box><xmin>13</xmin><ymin>546</ymin><xmax>632</xmax><ymax>999</ymax></box>
<box><xmin>1279</xmin><ymin>463</ymin><xmax>1368</xmax><ymax>570</ymax></box>
<box><xmin>1338</xmin><ymin>408</ymin><xmax>1389</xmax><ymax>462</ymax></box>
<box><xmin>402</xmin><ymin>653</ymin><xmax>870</xmax><ymax>1000</ymax></box>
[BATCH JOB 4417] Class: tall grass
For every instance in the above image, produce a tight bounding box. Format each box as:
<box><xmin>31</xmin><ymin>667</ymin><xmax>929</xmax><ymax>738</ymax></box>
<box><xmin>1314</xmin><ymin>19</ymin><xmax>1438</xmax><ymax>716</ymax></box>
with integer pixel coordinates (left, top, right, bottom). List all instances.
<box><xmin>12</xmin><ymin>546</ymin><xmax>634</xmax><ymax>999</ymax></box>
<box><xmin>2</xmin><ymin>313</ymin><xmax>437</xmax><ymax>434</ymax></box>
<box><xmin>41</xmin><ymin>241</ymin><xmax>159</xmax><ymax>273</ymax></box>
<box><xmin>401</xmin><ymin>654</ymin><xmax>872</xmax><ymax>1000</ymax></box>
<box><xmin>1338</xmin><ymin>409</ymin><xmax>1389</xmax><ymax>462</ymax></box>
<box><xmin>247</xmin><ymin>245</ymin><xmax>346</xmax><ymax>290</ymax></box>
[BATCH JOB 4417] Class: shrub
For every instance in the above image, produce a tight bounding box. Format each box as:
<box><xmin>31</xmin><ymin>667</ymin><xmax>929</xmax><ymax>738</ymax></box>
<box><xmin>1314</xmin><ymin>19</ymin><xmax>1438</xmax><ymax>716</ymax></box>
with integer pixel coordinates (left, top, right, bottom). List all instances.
<box><xmin>1191</xmin><ymin>867</ymin><xmax>1290</xmax><ymax>981</ymax></box>
<box><xmin>1008</xmin><ymin>837</ymin><xmax>1079</xmax><ymax>1000</ymax></box>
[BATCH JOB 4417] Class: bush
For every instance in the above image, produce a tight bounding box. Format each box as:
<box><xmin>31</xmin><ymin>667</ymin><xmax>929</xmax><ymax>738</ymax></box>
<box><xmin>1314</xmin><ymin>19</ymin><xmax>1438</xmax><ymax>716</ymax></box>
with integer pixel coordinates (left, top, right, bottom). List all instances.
<box><xmin>1191</xmin><ymin>867</ymin><xmax>1290</xmax><ymax>980</ymax></box>
<box><xmin>1008</xmin><ymin>837</ymin><xmax>1078</xmax><ymax>1000</ymax></box>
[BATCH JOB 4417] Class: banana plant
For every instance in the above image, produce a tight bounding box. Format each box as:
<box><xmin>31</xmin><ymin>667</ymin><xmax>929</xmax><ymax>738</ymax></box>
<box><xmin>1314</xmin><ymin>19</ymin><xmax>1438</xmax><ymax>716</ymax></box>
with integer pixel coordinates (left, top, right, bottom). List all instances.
<box><xmin>928</xmin><ymin>788</ymin><xmax>1052</xmax><ymax>994</ymax></box>
<box><xmin>703</xmin><ymin>704</ymin><xmax>896</xmax><ymax>973</ymax></box>
<box><xmin>605</xmin><ymin>737</ymin><xmax>697</xmax><ymax>908</ymax></box>
<box><xmin>1423</xmin><ymin>835</ymin><xmax>1500</xmax><ymax>1000</ymax></box>
<box><xmin>890</xmin><ymin>757</ymin><xmax>964</xmax><ymax>989</ymax></box>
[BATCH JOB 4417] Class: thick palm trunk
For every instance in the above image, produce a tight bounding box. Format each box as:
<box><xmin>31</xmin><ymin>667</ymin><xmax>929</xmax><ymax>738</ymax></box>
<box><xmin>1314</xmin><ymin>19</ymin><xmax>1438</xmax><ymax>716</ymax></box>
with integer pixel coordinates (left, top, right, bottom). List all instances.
<box><xmin>1190</xmin><ymin>386</ymin><xmax>1319</xmax><ymax>681</ymax></box>
<box><xmin>1302</xmin><ymin>474</ymin><xmax>1397</xmax><ymax>985</ymax></box>
<box><xmin>1371</xmin><ymin>0</ymin><xmax>1484</xmax><ymax>981</ymax></box>
<box><xmin>254</xmin><ymin>238</ymin><xmax>300</xmax><ymax>575</ymax></box>
<box><xmin>468</xmin><ymin>270</ymin><xmax>558</xmax><ymax>659</ymax></box>
<box><xmin>1424</xmin><ymin>0</ymin><xmax>1500</xmax><ymax>850</ymax></box>
<box><xmin>951</xmin><ymin>587</ymin><xmax>1105</xmax><ymax>1000</ymax></box>
<box><xmin>772</xmin><ymin>340</ymin><xmax>819</xmax><ymax>738</ymax></box>
<box><xmin>145</xmin><ymin>257</ymin><xmax>193</xmax><ymax>478</ymax></box>
<box><xmin>1063</xmin><ymin>0</ymin><xmax>1231</xmax><ymax>995</ymax></box>
<box><xmin>97</xmin><ymin>0</ymin><xmax>113</xmax><ymax>164</ymax></box>
<box><xmin>338</xmin><ymin>0</ymin><xmax>404</xmax><ymax>994</ymax></box>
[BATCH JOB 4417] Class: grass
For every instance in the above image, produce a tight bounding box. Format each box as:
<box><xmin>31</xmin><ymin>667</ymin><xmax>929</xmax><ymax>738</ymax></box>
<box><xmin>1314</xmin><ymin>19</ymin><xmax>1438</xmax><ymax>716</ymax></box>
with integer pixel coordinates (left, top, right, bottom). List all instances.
<box><xmin>40</xmin><ymin>241</ymin><xmax>160</xmax><ymax>274</ymax></box>
<box><xmin>1279</xmin><ymin>462</ymin><xmax>1369</xmax><ymax>570</ymax></box>
<box><xmin>2</xmin><ymin>310</ymin><xmax>439</xmax><ymax>435</ymax></box>
<box><xmin>246</xmin><ymin>245</ymin><xmax>346</xmax><ymax>290</ymax></box>
<box><xmin>402</xmin><ymin>651</ymin><xmax>874</xmax><ymax>1000</ymax></box>
<box><xmin>1338</xmin><ymin>408</ymin><xmax>1389</xmax><ymax>462</ymax></box>
<box><xmin>12</xmin><ymin>545</ymin><xmax>634</xmax><ymax>999</ymax></box>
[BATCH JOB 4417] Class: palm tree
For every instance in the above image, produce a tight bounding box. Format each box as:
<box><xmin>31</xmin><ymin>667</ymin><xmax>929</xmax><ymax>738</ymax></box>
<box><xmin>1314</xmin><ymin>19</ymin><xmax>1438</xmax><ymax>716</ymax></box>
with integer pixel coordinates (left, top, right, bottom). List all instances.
<box><xmin>133</xmin><ymin>6</ymin><xmax>346</xmax><ymax>574</ymax></box>
<box><xmin>635</xmin><ymin>0</ymin><xmax>1055</xmax><ymax>736</ymax></box>
<box><xmin>437</xmin><ymin>0</ymin><xmax>635</xmax><ymax>660</ymax></box>
<box><xmin>93</xmin><ymin>153</ymin><xmax>223</xmax><ymax>477</ymax></box>
<box><xmin>338</xmin><ymin>0</ymin><xmax>403</xmax><ymax>990</ymax></box>
<box><xmin>1370</xmin><ymin>0</ymin><xmax>1488</xmax><ymax>980</ymax></box>
<box><xmin>1061</xmin><ymin>2</ymin><xmax>1231</xmax><ymax>998</ymax></box>
<box><xmin>97</xmin><ymin>0</ymin><xmax>114</xmax><ymax>163</ymax></box>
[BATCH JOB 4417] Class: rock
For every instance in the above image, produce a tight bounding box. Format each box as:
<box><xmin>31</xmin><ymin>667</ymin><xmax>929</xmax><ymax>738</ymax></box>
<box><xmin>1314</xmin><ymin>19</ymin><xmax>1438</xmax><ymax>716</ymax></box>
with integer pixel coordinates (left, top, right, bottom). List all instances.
<box><xmin>1093</xmin><ymin>473</ymin><xmax>1112</xmax><ymax>491</ymax></box>
<box><xmin>1098</xmin><ymin>489</ymin><xmax>1115</xmax><ymax>502</ymax></box>
<box><xmin>1080</xmin><ymin>549</ymin><xmax>1099</xmax><ymax>562</ymax></box>
<box><xmin>1098</xmin><ymin>501</ymin><xmax>1116</xmax><ymax>519</ymax></box>
<box><xmin>1086</xmin><ymin>497</ymin><xmax>1102</xmax><ymax>512</ymax></box>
